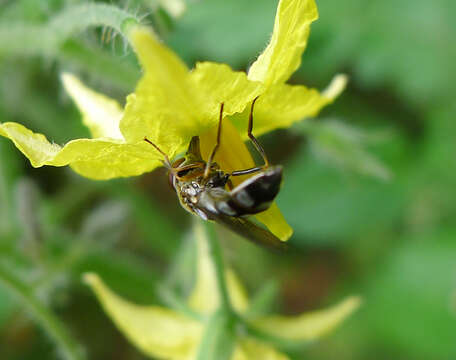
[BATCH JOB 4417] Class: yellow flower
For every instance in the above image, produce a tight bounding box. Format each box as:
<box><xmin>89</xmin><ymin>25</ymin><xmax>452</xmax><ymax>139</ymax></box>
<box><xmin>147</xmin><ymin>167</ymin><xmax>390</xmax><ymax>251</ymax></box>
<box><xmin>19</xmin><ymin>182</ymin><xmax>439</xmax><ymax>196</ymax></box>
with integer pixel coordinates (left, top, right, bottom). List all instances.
<box><xmin>83</xmin><ymin>221</ymin><xmax>360</xmax><ymax>360</ymax></box>
<box><xmin>0</xmin><ymin>0</ymin><xmax>346</xmax><ymax>240</ymax></box>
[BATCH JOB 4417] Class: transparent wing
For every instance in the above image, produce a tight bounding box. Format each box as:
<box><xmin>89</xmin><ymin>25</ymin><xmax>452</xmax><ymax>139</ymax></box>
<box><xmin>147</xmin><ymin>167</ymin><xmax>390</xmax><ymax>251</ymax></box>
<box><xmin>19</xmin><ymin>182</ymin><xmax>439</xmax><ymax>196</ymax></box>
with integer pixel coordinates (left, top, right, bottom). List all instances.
<box><xmin>214</xmin><ymin>213</ymin><xmax>288</xmax><ymax>251</ymax></box>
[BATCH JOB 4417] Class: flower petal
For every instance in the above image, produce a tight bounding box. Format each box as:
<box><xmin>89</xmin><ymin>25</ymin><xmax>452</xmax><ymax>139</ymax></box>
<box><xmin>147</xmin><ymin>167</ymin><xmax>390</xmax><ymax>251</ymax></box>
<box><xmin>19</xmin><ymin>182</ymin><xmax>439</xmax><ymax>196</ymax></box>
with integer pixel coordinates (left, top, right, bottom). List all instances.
<box><xmin>63</xmin><ymin>139</ymin><xmax>162</xmax><ymax>179</ymax></box>
<box><xmin>84</xmin><ymin>273</ymin><xmax>202</xmax><ymax>359</ymax></box>
<box><xmin>231</xmin><ymin>75</ymin><xmax>348</xmax><ymax>138</ymax></box>
<box><xmin>61</xmin><ymin>73</ymin><xmax>124</xmax><ymax>140</ymax></box>
<box><xmin>199</xmin><ymin>119</ymin><xmax>292</xmax><ymax>241</ymax></box>
<box><xmin>252</xmin><ymin>296</ymin><xmax>361</xmax><ymax>341</ymax></box>
<box><xmin>248</xmin><ymin>0</ymin><xmax>318</xmax><ymax>86</ymax></box>
<box><xmin>189</xmin><ymin>62</ymin><xmax>264</xmax><ymax>122</ymax></box>
<box><xmin>121</xmin><ymin>27</ymin><xmax>200</xmax><ymax>157</ymax></box>
<box><xmin>188</xmin><ymin>221</ymin><xmax>249</xmax><ymax>314</ymax></box>
<box><xmin>232</xmin><ymin>338</ymin><xmax>289</xmax><ymax>360</ymax></box>
<box><xmin>0</xmin><ymin>122</ymin><xmax>62</xmax><ymax>166</ymax></box>
<box><xmin>0</xmin><ymin>122</ymin><xmax>162</xmax><ymax>179</ymax></box>
<box><xmin>253</xmin><ymin>203</ymin><xmax>292</xmax><ymax>241</ymax></box>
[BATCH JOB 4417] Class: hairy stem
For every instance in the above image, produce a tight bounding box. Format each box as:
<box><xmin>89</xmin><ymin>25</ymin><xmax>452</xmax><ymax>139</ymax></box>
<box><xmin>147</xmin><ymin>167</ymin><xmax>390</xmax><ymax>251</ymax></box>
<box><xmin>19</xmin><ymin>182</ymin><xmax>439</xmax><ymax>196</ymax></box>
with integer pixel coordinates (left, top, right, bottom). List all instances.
<box><xmin>48</xmin><ymin>3</ymin><xmax>139</xmax><ymax>41</ymax></box>
<box><xmin>0</xmin><ymin>263</ymin><xmax>85</xmax><ymax>360</ymax></box>
<box><xmin>0</xmin><ymin>4</ymin><xmax>140</xmax><ymax>89</ymax></box>
<box><xmin>0</xmin><ymin>3</ymin><xmax>139</xmax><ymax>56</ymax></box>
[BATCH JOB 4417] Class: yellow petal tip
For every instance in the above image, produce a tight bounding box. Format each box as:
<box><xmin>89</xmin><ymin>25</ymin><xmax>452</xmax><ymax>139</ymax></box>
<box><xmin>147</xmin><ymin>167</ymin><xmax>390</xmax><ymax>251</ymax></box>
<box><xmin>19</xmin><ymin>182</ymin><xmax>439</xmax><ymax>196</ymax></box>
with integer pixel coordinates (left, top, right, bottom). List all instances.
<box><xmin>282</xmin><ymin>224</ymin><xmax>293</xmax><ymax>241</ymax></box>
<box><xmin>255</xmin><ymin>203</ymin><xmax>293</xmax><ymax>241</ymax></box>
<box><xmin>60</xmin><ymin>72</ymin><xmax>80</xmax><ymax>100</ymax></box>
<box><xmin>60</xmin><ymin>72</ymin><xmax>73</xmax><ymax>84</ymax></box>
<box><xmin>252</xmin><ymin>295</ymin><xmax>362</xmax><ymax>342</ymax></box>
<box><xmin>341</xmin><ymin>296</ymin><xmax>363</xmax><ymax>313</ymax></box>
<box><xmin>275</xmin><ymin>224</ymin><xmax>293</xmax><ymax>242</ymax></box>
<box><xmin>82</xmin><ymin>272</ymin><xmax>99</xmax><ymax>286</ymax></box>
<box><xmin>322</xmin><ymin>74</ymin><xmax>348</xmax><ymax>100</ymax></box>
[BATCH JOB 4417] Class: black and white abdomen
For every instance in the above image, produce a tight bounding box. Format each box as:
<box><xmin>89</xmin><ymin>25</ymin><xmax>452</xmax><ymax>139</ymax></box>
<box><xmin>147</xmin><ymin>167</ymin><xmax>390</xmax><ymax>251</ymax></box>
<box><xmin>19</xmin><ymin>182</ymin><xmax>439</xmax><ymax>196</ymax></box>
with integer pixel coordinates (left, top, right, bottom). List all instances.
<box><xmin>227</xmin><ymin>165</ymin><xmax>283</xmax><ymax>216</ymax></box>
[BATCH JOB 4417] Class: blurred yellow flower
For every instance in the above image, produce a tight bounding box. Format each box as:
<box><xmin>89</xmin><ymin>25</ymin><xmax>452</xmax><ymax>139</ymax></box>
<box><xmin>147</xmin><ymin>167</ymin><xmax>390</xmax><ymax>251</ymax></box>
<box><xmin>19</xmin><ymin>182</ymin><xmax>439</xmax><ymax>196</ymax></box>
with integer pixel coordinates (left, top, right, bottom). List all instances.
<box><xmin>0</xmin><ymin>0</ymin><xmax>346</xmax><ymax>240</ymax></box>
<box><xmin>84</xmin><ymin>221</ymin><xmax>360</xmax><ymax>360</ymax></box>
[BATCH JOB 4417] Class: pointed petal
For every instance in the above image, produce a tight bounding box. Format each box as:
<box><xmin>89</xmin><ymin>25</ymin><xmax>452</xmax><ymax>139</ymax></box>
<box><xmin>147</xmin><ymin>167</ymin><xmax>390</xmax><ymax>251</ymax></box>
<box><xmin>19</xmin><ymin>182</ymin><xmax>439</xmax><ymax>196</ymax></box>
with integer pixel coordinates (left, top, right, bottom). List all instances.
<box><xmin>231</xmin><ymin>75</ymin><xmax>348</xmax><ymax>138</ymax></box>
<box><xmin>321</xmin><ymin>74</ymin><xmax>348</xmax><ymax>100</ymax></box>
<box><xmin>255</xmin><ymin>204</ymin><xmax>293</xmax><ymax>241</ymax></box>
<box><xmin>0</xmin><ymin>122</ymin><xmax>162</xmax><ymax>179</ymax></box>
<box><xmin>248</xmin><ymin>0</ymin><xmax>318</xmax><ymax>86</ymax></box>
<box><xmin>61</xmin><ymin>73</ymin><xmax>124</xmax><ymax>140</ymax></box>
<box><xmin>199</xmin><ymin>119</ymin><xmax>292</xmax><ymax>241</ymax></box>
<box><xmin>232</xmin><ymin>338</ymin><xmax>289</xmax><ymax>360</ymax></box>
<box><xmin>188</xmin><ymin>221</ymin><xmax>249</xmax><ymax>314</ymax></box>
<box><xmin>0</xmin><ymin>122</ymin><xmax>62</xmax><ymax>166</ymax></box>
<box><xmin>121</xmin><ymin>27</ymin><xmax>199</xmax><ymax>157</ymax></box>
<box><xmin>189</xmin><ymin>62</ymin><xmax>263</xmax><ymax>123</ymax></box>
<box><xmin>84</xmin><ymin>273</ymin><xmax>202</xmax><ymax>359</ymax></box>
<box><xmin>252</xmin><ymin>296</ymin><xmax>361</xmax><ymax>341</ymax></box>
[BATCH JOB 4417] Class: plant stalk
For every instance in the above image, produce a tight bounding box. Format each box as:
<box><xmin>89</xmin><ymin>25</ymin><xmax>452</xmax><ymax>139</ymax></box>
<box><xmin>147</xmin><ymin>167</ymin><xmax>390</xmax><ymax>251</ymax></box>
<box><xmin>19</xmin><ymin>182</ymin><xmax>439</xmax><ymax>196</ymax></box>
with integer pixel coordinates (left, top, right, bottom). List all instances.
<box><xmin>0</xmin><ymin>263</ymin><xmax>85</xmax><ymax>360</ymax></box>
<box><xmin>199</xmin><ymin>221</ymin><xmax>232</xmax><ymax>312</ymax></box>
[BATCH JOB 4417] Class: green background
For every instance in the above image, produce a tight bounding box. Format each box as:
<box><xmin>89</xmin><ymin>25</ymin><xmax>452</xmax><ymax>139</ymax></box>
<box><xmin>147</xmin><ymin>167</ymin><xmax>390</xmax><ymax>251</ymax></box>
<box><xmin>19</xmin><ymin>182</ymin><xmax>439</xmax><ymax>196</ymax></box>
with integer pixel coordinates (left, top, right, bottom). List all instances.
<box><xmin>0</xmin><ymin>0</ymin><xmax>455</xmax><ymax>359</ymax></box>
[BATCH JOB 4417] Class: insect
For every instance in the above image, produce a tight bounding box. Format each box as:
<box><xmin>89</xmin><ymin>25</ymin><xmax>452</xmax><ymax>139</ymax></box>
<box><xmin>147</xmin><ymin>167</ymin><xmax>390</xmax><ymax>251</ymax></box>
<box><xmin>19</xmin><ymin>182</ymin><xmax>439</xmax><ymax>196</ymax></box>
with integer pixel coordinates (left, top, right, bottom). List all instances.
<box><xmin>145</xmin><ymin>97</ymin><xmax>286</xmax><ymax>249</ymax></box>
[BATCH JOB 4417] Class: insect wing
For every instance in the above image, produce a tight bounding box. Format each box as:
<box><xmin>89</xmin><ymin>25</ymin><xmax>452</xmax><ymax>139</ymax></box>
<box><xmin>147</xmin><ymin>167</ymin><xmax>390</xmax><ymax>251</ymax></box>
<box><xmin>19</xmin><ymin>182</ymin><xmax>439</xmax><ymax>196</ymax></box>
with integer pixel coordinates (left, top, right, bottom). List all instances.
<box><xmin>214</xmin><ymin>213</ymin><xmax>288</xmax><ymax>251</ymax></box>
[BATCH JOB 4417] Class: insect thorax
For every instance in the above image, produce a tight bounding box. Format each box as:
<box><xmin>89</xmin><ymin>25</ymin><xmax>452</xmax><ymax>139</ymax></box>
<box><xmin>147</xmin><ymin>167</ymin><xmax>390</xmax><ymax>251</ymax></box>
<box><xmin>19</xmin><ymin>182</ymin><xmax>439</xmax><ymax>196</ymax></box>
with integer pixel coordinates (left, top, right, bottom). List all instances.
<box><xmin>174</xmin><ymin>169</ymin><xmax>230</xmax><ymax>219</ymax></box>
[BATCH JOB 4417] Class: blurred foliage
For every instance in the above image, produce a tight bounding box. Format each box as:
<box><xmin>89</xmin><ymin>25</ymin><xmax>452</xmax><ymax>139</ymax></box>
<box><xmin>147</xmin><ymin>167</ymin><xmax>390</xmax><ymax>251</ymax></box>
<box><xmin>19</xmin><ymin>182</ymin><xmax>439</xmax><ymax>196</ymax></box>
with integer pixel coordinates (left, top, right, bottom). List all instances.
<box><xmin>0</xmin><ymin>0</ymin><xmax>455</xmax><ymax>359</ymax></box>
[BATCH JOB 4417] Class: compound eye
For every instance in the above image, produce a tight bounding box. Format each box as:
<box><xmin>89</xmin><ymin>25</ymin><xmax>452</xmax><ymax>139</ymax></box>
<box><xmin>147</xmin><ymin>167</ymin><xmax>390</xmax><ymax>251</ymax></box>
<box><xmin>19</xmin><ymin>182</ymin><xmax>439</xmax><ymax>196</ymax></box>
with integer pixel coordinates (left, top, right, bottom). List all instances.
<box><xmin>177</xmin><ymin>168</ymin><xmax>192</xmax><ymax>178</ymax></box>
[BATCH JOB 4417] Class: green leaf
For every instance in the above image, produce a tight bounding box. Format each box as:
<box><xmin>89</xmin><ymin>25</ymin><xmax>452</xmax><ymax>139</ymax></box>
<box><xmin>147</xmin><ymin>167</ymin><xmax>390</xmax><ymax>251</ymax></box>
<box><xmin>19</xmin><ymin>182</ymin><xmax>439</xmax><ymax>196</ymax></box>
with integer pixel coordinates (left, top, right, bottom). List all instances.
<box><xmin>281</xmin><ymin>152</ymin><xmax>405</xmax><ymax>243</ymax></box>
<box><xmin>360</xmin><ymin>229</ymin><xmax>456</xmax><ymax>359</ymax></box>
<box><xmin>298</xmin><ymin>119</ymin><xmax>392</xmax><ymax>180</ymax></box>
<box><xmin>299</xmin><ymin>0</ymin><xmax>456</xmax><ymax>105</ymax></box>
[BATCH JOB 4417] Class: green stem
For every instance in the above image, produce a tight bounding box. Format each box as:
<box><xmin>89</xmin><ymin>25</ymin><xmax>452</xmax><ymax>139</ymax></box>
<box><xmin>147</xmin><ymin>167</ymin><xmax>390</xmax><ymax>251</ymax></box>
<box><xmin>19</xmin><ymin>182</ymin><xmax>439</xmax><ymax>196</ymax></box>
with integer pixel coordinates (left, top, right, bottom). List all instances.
<box><xmin>157</xmin><ymin>285</ymin><xmax>204</xmax><ymax>321</ymax></box>
<box><xmin>194</xmin><ymin>221</ymin><xmax>237</xmax><ymax>360</ymax></box>
<box><xmin>0</xmin><ymin>4</ymin><xmax>139</xmax><ymax>58</ymax></box>
<box><xmin>0</xmin><ymin>4</ymin><xmax>141</xmax><ymax>91</ymax></box>
<box><xmin>0</xmin><ymin>263</ymin><xmax>85</xmax><ymax>360</ymax></box>
<box><xmin>199</xmin><ymin>221</ymin><xmax>232</xmax><ymax>311</ymax></box>
<box><xmin>48</xmin><ymin>3</ymin><xmax>139</xmax><ymax>40</ymax></box>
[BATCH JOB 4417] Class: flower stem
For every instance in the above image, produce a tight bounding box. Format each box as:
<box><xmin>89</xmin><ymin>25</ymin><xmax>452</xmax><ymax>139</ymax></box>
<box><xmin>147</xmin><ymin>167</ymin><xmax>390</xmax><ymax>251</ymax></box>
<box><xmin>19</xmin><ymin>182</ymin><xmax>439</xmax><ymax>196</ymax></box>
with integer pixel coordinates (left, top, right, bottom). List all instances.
<box><xmin>195</xmin><ymin>221</ymin><xmax>236</xmax><ymax>360</ymax></box>
<box><xmin>0</xmin><ymin>263</ymin><xmax>85</xmax><ymax>360</ymax></box>
<box><xmin>48</xmin><ymin>3</ymin><xmax>139</xmax><ymax>39</ymax></box>
<box><xmin>199</xmin><ymin>221</ymin><xmax>233</xmax><ymax>312</ymax></box>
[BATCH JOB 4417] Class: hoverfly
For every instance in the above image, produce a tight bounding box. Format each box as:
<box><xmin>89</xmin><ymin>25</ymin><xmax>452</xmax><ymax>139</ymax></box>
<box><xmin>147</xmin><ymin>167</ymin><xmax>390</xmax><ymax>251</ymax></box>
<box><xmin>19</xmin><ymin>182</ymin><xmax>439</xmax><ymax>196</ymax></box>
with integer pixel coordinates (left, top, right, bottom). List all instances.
<box><xmin>145</xmin><ymin>97</ymin><xmax>286</xmax><ymax>249</ymax></box>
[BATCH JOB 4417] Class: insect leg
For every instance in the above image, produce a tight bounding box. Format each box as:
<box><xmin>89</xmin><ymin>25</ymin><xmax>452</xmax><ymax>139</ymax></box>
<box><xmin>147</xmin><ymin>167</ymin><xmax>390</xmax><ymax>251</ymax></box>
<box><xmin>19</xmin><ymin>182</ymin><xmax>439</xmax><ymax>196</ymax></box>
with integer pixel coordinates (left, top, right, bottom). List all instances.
<box><xmin>226</xmin><ymin>178</ymin><xmax>234</xmax><ymax>190</ymax></box>
<box><xmin>230</xmin><ymin>166</ymin><xmax>264</xmax><ymax>176</ymax></box>
<box><xmin>230</xmin><ymin>97</ymin><xmax>271</xmax><ymax>177</ymax></box>
<box><xmin>144</xmin><ymin>137</ymin><xmax>172</xmax><ymax>169</ymax></box>
<box><xmin>248</xmin><ymin>96</ymin><xmax>269</xmax><ymax>167</ymax></box>
<box><xmin>204</xmin><ymin>102</ymin><xmax>224</xmax><ymax>178</ymax></box>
